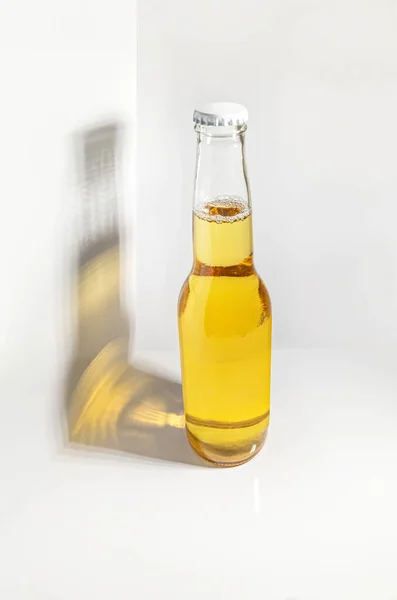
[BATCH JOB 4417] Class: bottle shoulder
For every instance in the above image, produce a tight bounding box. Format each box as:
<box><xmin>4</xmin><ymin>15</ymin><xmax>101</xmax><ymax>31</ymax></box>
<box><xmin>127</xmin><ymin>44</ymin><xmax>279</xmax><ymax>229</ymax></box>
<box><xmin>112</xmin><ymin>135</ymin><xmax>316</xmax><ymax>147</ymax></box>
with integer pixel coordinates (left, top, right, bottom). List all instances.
<box><xmin>178</xmin><ymin>266</ymin><xmax>271</xmax><ymax>319</ymax></box>
<box><xmin>257</xmin><ymin>275</ymin><xmax>272</xmax><ymax>317</ymax></box>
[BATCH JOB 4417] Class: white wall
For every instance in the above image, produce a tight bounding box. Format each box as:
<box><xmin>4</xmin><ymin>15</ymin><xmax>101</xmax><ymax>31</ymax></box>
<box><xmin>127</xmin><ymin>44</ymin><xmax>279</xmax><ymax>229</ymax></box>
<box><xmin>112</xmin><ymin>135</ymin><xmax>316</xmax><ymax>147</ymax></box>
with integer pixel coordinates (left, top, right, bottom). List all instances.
<box><xmin>137</xmin><ymin>0</ymin><xmax>397</xmax><ymax>352</ymax></box>
<box><xmin>0</xmin><ymin>0</ymin><xmax>135</xmax><ymax>387</ymax></box>
<box><xmin>1</xmin><ymin>0</ymin><xmax>397</xmax><ymax>377</ymax></box>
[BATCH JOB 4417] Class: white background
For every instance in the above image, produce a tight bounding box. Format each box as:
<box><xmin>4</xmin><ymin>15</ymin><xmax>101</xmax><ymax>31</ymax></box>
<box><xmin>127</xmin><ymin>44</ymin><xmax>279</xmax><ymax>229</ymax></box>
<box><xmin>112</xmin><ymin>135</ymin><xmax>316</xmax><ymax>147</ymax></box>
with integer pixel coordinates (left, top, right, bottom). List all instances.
<box><xmin>0</xmin><ymin>0</ymin><xmax>135</xmax><ymax>389</ymax></box>
<box><xmin>137</xmin><ymin>0</ymin><xmax>397</xmax><ymax>353</ymax></box>
<box><xmin>2</xmin><ymin>0</ymin><xmax>397</xmax><ymax>370</ymax></box>
<box><xmin>0</xmin><ymin>1</ymin><xmax>397</xmax><ymax>599</ymax></box>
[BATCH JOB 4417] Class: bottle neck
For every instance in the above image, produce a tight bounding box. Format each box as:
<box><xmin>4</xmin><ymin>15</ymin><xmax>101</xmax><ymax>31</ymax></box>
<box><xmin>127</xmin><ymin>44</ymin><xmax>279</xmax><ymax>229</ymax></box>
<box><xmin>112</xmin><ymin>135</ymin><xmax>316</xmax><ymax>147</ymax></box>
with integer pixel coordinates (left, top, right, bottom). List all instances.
<box><xmin>192</xmin><ymin>125</ymin><xmax>253</xmax><ymax>268</ymax></box>
<box><xmin>193</xmin><ymin>126</ymin><xmax>251</xmax><ymax>208</ymax></box>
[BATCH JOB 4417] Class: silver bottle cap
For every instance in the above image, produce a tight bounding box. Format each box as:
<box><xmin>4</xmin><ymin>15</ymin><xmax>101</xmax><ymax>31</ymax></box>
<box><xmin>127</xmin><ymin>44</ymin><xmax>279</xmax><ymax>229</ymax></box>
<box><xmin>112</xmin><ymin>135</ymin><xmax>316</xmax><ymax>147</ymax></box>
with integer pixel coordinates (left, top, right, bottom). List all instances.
<box><xmin>193</xmin><ymin>102</ymin><xmax>248</xmax><ymax>127</ymax></box>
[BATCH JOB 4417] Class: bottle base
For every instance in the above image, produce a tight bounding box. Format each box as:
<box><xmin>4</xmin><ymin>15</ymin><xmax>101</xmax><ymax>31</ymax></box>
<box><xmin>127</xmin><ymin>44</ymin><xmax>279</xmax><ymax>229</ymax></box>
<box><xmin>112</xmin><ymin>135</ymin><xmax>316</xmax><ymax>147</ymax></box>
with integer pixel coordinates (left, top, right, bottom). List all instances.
<box><xmin>186</xmin><ymin>426</ymin><xmax>268</xmax><ymax>467</ymax></box>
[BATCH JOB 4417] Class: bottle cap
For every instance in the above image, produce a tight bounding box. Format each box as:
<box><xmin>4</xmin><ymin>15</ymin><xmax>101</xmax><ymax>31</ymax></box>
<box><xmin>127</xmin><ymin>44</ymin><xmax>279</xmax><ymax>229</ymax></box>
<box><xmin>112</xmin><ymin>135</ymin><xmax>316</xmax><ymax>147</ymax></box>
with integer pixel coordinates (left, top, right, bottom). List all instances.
<box><xmin>193</xmin><ymin>102</ymin><xmax>248</xmax><ymax>127</ymax></box>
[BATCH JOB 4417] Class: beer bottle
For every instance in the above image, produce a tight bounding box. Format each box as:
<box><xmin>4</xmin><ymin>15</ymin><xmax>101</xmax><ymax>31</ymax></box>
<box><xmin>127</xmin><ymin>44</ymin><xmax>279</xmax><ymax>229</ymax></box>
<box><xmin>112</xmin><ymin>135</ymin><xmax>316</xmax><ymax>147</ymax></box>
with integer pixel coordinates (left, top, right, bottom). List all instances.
<box><xmin>178</xmin><ymin>103</ymin><xmax>272</xmax><ymax>467</ymax></box>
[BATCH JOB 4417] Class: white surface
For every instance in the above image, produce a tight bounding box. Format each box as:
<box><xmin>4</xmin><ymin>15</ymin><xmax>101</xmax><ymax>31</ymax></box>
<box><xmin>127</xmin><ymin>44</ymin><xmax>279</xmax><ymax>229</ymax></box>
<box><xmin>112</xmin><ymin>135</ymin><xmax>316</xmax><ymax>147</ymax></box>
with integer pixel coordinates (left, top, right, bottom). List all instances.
<box><xmin>1</xmin><ymin>1</ymin><xmax>397</xmax><ymax>598</ymax></box>
<box><xmin>1</xmin><ymin>350</ymin><xmax>396</xmax><ymax>599</ymax></box>
<box><xmin>137</xmin><ymin>0</ymin><xmax>397</xmax><ymax>353</ymax></box>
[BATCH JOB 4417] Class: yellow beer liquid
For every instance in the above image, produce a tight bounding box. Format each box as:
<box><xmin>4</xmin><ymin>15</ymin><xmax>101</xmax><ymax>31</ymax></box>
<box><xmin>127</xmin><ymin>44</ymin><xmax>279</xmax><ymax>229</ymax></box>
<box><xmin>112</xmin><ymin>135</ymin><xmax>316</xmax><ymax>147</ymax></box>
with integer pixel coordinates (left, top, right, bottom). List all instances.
<box><xmin>178</xmin><ymin>197</ymin><xmax>272</xmax><ymax>466</ymax></box>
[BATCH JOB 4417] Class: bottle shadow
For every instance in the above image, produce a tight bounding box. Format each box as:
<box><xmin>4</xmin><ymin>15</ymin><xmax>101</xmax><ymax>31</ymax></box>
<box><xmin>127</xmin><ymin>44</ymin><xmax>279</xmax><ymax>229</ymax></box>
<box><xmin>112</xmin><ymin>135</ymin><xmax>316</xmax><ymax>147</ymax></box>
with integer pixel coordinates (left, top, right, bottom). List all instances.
<box><xmin>63</xmin><ymin>120</ymin><xmax>205</xmax><ymax>467</ymax></box>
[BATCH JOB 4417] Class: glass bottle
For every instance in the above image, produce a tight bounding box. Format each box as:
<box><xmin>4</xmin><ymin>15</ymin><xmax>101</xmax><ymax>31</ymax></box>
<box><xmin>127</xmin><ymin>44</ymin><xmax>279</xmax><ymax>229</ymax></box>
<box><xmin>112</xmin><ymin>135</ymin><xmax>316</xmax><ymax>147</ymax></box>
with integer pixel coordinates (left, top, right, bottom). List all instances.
<box><xmin>178</xmin><ymin>103</ymin><xmax>272</xmax><ymax>467</ymax></box>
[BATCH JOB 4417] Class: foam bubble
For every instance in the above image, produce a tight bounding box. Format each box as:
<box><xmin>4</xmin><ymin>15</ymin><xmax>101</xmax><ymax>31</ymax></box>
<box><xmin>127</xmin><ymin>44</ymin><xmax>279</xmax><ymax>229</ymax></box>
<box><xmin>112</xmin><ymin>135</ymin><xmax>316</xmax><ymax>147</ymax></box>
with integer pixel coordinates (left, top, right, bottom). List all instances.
<box><xmin>194</xmin><ymin>195</ymin><xmax>251</xmax><ymax>223</ymax></box>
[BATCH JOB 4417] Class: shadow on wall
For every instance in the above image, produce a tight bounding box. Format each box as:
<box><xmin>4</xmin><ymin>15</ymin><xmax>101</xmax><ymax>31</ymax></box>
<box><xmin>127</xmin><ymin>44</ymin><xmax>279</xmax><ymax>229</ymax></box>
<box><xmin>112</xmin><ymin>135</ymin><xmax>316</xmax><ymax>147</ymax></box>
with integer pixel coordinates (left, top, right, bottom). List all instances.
<box><xmin>63</xmin><ymin>120</ymin><xmax>204</xmax><ymax>467</ymax></box>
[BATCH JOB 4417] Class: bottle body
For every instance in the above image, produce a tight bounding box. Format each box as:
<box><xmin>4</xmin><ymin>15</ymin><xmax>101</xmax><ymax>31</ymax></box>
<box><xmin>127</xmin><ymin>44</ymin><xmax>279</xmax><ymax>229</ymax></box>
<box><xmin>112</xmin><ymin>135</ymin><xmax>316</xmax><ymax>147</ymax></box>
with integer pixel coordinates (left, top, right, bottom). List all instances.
<box><xmin>178</xmin><ymin>196</ymin><xmax>271</xmax><ymax>466</ymax></box>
